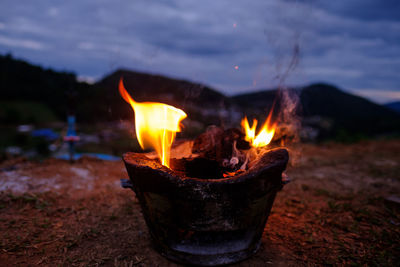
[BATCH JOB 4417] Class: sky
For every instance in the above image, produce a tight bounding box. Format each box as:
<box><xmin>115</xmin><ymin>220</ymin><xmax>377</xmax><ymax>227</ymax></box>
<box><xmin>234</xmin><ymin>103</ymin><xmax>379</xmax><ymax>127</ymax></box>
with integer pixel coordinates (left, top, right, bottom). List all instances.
<box><xmin>0</xmin><ymin>0</ymin><xmax>399</xmax><ymax>103</ymax></box>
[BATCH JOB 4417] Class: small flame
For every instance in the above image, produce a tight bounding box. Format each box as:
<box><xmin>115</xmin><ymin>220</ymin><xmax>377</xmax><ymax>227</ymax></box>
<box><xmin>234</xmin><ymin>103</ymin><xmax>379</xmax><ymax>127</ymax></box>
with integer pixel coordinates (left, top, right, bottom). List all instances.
<box><xmin>241</xmin><ymin>110</ymin><xmax>276</xmax><ymax>148</ymax></box>
<box><xmin>119</xmin><ymin>79</ymin><xmax>187</xmax><ymax>168</ymax></box>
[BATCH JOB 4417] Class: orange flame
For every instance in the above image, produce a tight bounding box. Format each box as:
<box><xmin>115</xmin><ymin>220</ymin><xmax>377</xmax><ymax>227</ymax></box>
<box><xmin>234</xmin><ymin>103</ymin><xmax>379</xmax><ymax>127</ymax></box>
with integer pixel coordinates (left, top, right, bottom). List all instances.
<box><xmin>241</xmin><ymin>110</ymin><xmax>276</xmax><ymax>148</ymax></box>
<box><xmin>119</xmin><ymin>79</ymin><xmax>187</xmax><ymax>168</ymax></box>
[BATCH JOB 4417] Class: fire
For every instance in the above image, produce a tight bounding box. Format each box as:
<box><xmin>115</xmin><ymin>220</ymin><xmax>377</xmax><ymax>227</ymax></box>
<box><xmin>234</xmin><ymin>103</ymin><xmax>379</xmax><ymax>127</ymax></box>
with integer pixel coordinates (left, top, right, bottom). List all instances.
<box><xmin>119</xmin><ymin>79</ymin><xmax>187</xmax><ymax>168</ymax></box>
<box><xmin>241</xmin><ymin>110</ymin><xmax>276</xmax><ymax>148</ymax></box>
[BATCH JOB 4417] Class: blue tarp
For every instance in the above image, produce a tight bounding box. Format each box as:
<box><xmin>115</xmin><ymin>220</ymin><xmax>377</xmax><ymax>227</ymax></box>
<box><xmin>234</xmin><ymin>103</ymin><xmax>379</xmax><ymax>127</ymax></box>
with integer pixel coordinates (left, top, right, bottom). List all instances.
<box><xmin>31</xmin><ymin>128</ymin><xmax>59</xmax><ymax>141</ymax></box>
<box><xmin>55</xmin><ymin>153</ymin><xmax>120</xmax><ymax>161</ymax></box>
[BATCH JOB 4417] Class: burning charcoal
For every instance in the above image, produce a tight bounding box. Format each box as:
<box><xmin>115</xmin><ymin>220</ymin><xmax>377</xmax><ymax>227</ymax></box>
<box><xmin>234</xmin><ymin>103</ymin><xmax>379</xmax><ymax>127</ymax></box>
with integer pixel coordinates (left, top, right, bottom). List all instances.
<box><xmin>220</xmin><ymin>128</ymin><xmax>251</xmax><ymax>172</ymax></box>
<box><xmin>193</xmin><ymin>126</ymin><xmax>251</xmax><ymax>173</ymax></box>
<box><xmin>192</xmin><ymin>125</ymin><xmax>224</xmax><ymax>160</ymax></box>
<box><xmin>224</xmin><ymin>128</ymin><xmax>251</xmax><ymax>150</ymax></box>
<box><xmin>220</xmin><ymin>128</ymin><xmax>242</xmax><ymax>160</ymax></box>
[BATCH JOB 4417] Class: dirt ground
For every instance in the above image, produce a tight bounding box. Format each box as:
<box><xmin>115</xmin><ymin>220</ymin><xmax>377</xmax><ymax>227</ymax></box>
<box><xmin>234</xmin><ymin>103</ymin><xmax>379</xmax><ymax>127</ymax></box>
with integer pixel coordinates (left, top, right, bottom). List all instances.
<box><xmin>0</xmin><ymin>139</ymin><xmax>399</xmax><ymax>266</ymax></box>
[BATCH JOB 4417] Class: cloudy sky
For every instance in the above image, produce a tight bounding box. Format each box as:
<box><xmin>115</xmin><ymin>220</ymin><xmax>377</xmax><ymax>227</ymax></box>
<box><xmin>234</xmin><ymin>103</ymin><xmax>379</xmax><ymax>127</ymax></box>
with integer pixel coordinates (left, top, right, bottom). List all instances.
<box><xmin>0</xmin><ymin>0</ymin><xmax>399</xmax><ymax>103</ymax></box>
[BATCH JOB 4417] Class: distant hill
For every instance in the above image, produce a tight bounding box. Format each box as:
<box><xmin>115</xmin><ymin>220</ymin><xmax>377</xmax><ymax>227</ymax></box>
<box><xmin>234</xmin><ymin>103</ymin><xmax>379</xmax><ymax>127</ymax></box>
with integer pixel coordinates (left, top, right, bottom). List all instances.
<box><xmin>1</xmin><ymin>54</ymin><xmax>399</xmax><ymax>139</ymax></box>
<box><xmin>0</xmin><ymin>55</ymin><xmax>237</xmax><ymax>127</ymax></box>
<box><xmin>232</xmin><ymin>84</ymin><xmax>400</xmax><ymax>138</ymax></box>
<box><xmin>0</xmin><ymin>54</ymin><xmax>93</xmax><ymax>123</ymax></box>
<box><xmin>93</xmin><ymin>69</ymin><xmax>236</xmax><ymax>125</ymax></box>
<box><xmin>385</xmin><ymin>101</ymin><xmax>400</xmax><ymax>113</ymax></box>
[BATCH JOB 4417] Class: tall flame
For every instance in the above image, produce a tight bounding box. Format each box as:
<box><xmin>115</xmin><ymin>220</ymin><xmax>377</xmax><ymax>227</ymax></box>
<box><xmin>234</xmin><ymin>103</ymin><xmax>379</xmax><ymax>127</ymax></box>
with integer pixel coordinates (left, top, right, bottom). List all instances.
<box><xmin>119</xmin><ymin>79</ymin><xmax>187</xmax><ymax>168</ymax></box>
<box><xmin>241</xmin><ymin>110</ymin><xmax>276</xmax><ymax>148</ymax></box>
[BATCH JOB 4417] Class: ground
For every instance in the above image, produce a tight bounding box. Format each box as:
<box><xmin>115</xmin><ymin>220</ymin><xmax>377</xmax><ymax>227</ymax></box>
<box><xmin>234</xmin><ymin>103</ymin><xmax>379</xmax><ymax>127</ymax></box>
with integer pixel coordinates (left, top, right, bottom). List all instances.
<box><xmin>0</xmin><ymin>139</ymin><xmax>399</xmax><ymax>266</ymax></box>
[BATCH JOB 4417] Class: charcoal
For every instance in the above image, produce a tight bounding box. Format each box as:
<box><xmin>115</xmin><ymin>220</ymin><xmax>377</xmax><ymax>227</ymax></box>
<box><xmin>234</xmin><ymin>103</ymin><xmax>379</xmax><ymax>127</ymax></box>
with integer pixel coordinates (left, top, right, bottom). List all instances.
<box><xmin>192</xmin><ymin>125</ymin><xmax>223</xmax><ymax>160</ymax></box>
<box><xmin>171</xmin><ymin>157</ymin><xmax>222</xmax><ymax>179</ymax></box>
<box><xmin>192</xmin><ymin>126</ymin><xmax>250</xmax><ymax>170</ymax></box>
<box><xmin>221</xmin><ymin>128</ymin><xmax>250</xmax><ymax>158</ymax></box>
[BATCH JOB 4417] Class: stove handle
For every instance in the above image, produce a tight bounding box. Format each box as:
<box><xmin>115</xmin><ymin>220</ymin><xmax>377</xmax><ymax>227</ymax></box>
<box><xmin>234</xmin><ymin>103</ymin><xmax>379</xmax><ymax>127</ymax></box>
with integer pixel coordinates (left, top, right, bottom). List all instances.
<box><xmin>282</xmin><ymin>176</ymin><xmax>291</xmax><ymax>185</ymax></box>
<box><xmin>120</xmin><ymin>179</ymin><xmax>134</xmax><ymax>190</ymax></box>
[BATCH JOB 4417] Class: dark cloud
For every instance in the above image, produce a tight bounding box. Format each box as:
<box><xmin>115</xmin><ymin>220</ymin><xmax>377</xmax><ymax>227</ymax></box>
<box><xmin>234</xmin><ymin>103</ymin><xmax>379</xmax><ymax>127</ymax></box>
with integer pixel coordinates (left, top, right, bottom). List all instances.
<box><xmin>0</xmin><ymin>0</ymin><xmax>399</xmax><ymax>103</ymax></box>
<box><xmin>316</xmin><ymin>0</ymin><xmax>400</xmax><ymax>22</ymax></box>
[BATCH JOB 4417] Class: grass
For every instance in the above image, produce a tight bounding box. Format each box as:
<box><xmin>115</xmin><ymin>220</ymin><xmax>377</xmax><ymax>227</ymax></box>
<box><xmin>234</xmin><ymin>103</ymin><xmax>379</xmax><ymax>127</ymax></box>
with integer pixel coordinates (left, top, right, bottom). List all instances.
<box><xmin>4</xmin><ymin>193</ymin><xmax>52</xmax><ymax>211</ymax></box>
<box><xmin>314</xmin><ymin>188</ymin><xmax>333</xmax><ymax>197</ymax></box>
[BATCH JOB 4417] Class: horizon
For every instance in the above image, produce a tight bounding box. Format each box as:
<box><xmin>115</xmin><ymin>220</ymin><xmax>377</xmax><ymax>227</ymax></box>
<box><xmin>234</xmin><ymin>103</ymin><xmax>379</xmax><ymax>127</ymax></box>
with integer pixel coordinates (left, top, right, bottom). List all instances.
<box><xmin>1</xmin><ymin>1</ymin><xmax>399</xmax><ymax>103</ymax></box>
<box><xmin>6</xmin><ymin>53</ymin><xmax>398</xmax><ymax>106</ymax></box>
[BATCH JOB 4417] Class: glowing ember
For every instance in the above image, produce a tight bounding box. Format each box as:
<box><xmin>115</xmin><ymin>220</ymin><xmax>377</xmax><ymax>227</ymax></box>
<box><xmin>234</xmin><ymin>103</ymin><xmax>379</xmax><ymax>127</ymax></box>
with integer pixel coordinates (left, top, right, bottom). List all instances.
<box><xmin>119</xmin><ymin>78</ymin><xmax>187</xmax><ymax>168</ymax></box>
<box><xmin>241</xmin><ymin>109</ymin><xmax>276</xmax><ymax>148</ymax></box>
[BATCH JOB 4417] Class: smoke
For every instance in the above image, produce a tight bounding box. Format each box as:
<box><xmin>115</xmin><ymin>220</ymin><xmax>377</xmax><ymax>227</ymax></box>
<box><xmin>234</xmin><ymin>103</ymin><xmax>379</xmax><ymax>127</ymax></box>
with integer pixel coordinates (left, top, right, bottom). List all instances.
<box><xmin>261</xmin><ymin>2</ymin><xmax>313</xmax><ymax>165</ymax></box>
<box><xmin>267</xmin><ymin>38</ymin><xmax>302</xmax><ymax>147</ymax></box>
<box><xmin>276</xmin><ymin>88</ymin><xmax>301</xmax><ymax>143</ymax></box>
<box><xmin>262</xmin><ymin>0</ymin><xmax>315</xmax><ymax>145</ymax></box>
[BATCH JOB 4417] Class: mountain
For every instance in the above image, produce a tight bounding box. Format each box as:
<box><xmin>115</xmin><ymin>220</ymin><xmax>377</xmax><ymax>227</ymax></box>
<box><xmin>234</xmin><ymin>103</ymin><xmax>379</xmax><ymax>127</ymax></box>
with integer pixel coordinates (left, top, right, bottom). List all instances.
<box><xmin>385</xmin><ymin>101</ymin><xmax>400</xmax><ymax>113</ymax></box>
<box><xmin>93</xmin><ymin>69</ymin><xmax>235</xmax><ymax>125</ymax></box>
<box><xmin>0</xmin><ymin>53</ymin><xmax>93</xmax><ymax>123</ymax></box>
<box><xmin>232</xmin><ymin>83</ymin><xmax>400</xmax><ymax>138</ymax></box>
<box><xmin>0</xmin><ymin>55</ymin><xmax>233</xmax><ymax>125</ymax></box>
<box><xmin>1</xmin><ymin>54</ymin><xmax>399</xmax><ymax>139</ymax></box>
